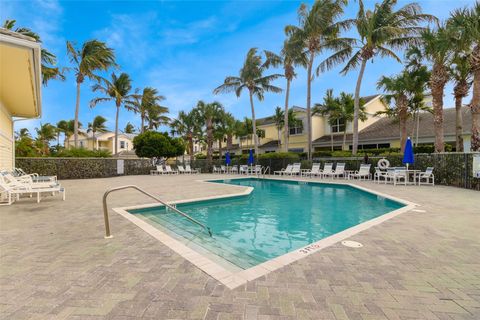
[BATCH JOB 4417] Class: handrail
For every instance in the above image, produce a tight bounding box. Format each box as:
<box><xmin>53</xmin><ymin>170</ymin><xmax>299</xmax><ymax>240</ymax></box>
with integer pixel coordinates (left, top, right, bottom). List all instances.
<box><xmin>102</xmin><ymin>185</ymin><xmax>212</xmax><ymax>239</ymax></box>
<box><xmin>261</xmin><ymin>166</ymin><xmax>270</xmax><ymax>178</ymax></box>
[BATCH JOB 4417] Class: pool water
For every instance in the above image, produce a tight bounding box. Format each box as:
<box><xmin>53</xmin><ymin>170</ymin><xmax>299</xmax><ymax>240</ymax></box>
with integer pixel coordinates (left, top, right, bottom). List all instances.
<box><xmin>129</xmin><ymin>178</ymin><xmax>404</xmax><ymax>269</ymax></box>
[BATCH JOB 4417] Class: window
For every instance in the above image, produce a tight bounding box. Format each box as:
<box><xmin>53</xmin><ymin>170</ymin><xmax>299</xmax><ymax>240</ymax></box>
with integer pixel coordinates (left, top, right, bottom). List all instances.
<box><xmin>288</xmin><ymin>148</ymin><xmax>304</xmax><ymax>153</ymax></box>
<box><xmin>289</xmin><ymin>126</ymin><xmax>303</xmax><ymax>135</ymax></box>
<box><xmin>331</xmin><ymin>119</ymin><xmax>346</xmax><ymax>133</ymax></box>
<box><xmin>120</xmin><ymin>141</ymin><xmax>125</xmax><ymax>149</ymax></box>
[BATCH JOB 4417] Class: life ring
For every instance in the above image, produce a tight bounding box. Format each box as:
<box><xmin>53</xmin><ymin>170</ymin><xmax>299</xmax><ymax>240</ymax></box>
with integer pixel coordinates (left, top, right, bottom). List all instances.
<box><xmin>378</xmin><ymin>158</ymin><xmax>390</xmax><ymax>169</ymax></box>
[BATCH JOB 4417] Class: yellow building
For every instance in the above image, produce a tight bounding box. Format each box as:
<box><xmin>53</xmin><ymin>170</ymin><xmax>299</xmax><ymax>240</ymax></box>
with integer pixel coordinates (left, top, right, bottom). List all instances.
<box><xmin>222</xmin><ymin>95</ymin><xmax>386</xmax><ymax>155</ymax></box>
<box><xmin>65</xmin><ymin>130</ymin><xmax>136</xmax><ymax>154</ymax></box>
<box><xmin>0</xmin><ymin>29</ymin><xmax>42</xmax><ymax>170</ymax></box>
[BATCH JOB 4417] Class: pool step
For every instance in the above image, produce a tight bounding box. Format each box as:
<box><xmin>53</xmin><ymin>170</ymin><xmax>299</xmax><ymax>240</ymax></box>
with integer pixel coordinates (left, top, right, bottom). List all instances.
<box><xmin>141</xmin><ymin>211</ymin><xmax>265</xmax><ymax>269</ymax></box>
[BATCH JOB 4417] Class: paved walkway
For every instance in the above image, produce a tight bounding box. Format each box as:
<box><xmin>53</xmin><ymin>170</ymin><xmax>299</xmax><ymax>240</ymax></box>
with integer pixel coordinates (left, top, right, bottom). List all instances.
<box><xmin>1</xmin><ymin>175</ymin><xmax>479</xmax><ymax>320</ymax></box>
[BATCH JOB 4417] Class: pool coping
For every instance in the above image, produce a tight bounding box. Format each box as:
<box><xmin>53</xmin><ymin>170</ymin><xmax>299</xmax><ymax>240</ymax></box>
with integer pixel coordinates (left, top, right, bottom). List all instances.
<box><xmin>112</xmin><ymin>176</ymin><xmax>418</xmax><ymax>290</ymax></box>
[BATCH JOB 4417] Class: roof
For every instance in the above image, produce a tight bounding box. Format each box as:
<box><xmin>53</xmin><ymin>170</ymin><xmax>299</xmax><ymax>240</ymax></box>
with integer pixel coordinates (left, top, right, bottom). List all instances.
<box><xmin>76</xmin><ymin>130</ymin><xmax>136</xmax><ymax>140</ymax></box>
<box><xmin>313</xmin><ymin>107</ymin><xmax>472</xmax><ymax>146</ymax></box>
<box><xmin>0</xmin><ymin>28</ymin><xmax>42</xmax><ymax>118</ymax></box>
<box><xmin>259</xmin><ymin>140</ymin><xmax>280</xmax><ymax>148</ymax></box>
<box><xmin>257</xmin><ymin>106</ymin><xmax>306</xmax><ymax>126</ymax></box>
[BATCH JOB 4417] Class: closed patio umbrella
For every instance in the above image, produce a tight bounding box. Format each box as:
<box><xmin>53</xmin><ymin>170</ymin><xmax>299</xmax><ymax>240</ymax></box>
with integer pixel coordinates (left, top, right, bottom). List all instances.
<box><xmin>248</xmin><ymin>149</ymin><xmax>254</xmax><ymax>166</ymax></box>
<box><xmin>403</xmin><ymin>137</ymin><xmax>414</xmax><ymax>170</ymax></box>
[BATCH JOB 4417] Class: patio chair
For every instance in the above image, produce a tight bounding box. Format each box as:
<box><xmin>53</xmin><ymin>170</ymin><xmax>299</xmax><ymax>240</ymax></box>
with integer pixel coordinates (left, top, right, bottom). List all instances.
<box><xmin>254</xmin><ymin>165</ymin><xmax>262</xmax><ymax>175</ymax></box>
<box><xmin>229</xmin><ymin>165</ymin><xmax>238</xmax><ymax>174</ymax></box>
<box><xmin>177</xmin><ymin>165</ymin><xmax>186</xmax><ymax>174</ymax></box>
<box><xmin>373</xmin><ymin>167</ymin><xmax>388</xmax><ymax>183</ymax></box>
<box><xmin>319</xmin><ymin>163</ymin><xmax>334</xmax><ymax>178</ymax></box>
<box><xmin>11</xmin><ymin>168</ymin><xmax>57</xmax><ymax>183</ymax></box>
<box><xmin>2</xmin><ymin>172</ymin><xmax>59</xmax><ymax>189</ymax></box>
<box><xmin>185</xmin><ymin>165</ymin><xmax>199</xmax><ymax>174</ymax></box>
<box><xmin>274</xmin><ymin>164</ymin><xmax>292</xmax><ymax>175</ymax></box>
<box><xmin>302</xmin><ymin>163</ymin><xmax>321</xmax><ymax>177</ymax></box>
<box><xmin>220</xmin><ymin>165</ymin><xmax>227</xmax><ymax>173</ymax></box>
<box><xmin>212</xmin><ymin>165</ymin><xmax>221</xmax><ymax>173</ymax></box>
<box><xmin>0</xmin><ymin>177</ymin><xmax>65</xmax><ymax>205</ymax></box>
<box><xmin>386</xmin><ymin>167</ymin><xmax>407</xmax><ymax>186</ymax></box>
<box><xmin>418</xmin><ymin>167</ymin><xmax>434</xmax><ymax>186</ymax></box>
<box><xmin>348</xmin><ymin>164</ymin><xmax>372</xmax><ymax>180</ymax></box>
<box><xmin>150</xmin><ymin>165</ymin><xmax>163</xmax><ymax>175</ymax></box>
<box><xmin>323</xmin><ymin>163</ymin><xmax>345</xmax><ymax>179</ymax></box>
<box><xmin>287</xmin><ymin>163</ymin><xmax>301</xmax><ymax>176</ymax></box>
<box><xmin>239</xmin><ymin>165</ymin><xmax>248</xmax><ymax>175</ymax></box>
<box><xmin>165</xmin><ymin>165</ymin><xmax>178</xmax><ymax>174</ymax></box>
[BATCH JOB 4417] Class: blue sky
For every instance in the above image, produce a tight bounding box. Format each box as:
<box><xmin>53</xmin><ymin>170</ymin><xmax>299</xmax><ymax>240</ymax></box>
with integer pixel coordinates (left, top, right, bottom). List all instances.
<box><xmin>2</xmin><ymin>0</ymin><xmax>475</xmax><ymax>136</ymax></box>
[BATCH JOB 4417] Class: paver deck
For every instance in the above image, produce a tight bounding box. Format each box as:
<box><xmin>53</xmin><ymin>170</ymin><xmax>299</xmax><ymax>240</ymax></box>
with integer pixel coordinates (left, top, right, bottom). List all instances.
<box><xmin>1</xmin><ymin>174</ymin><xmax>479</xmax><ymax>320</ymax></box>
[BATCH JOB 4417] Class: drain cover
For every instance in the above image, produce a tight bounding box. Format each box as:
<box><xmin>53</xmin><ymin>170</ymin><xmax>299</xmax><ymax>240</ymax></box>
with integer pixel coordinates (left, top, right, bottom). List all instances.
<box><xmin>342</xmin><ymin>240</ymin><xmax>363</xmax><ymax>248</ymax></box>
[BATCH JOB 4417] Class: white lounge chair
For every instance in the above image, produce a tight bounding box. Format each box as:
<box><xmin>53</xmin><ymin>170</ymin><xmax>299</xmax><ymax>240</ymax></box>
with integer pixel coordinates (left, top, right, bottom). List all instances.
<box><xmin>2</xmin><ymin>173</ymin><xmax>59</xmax><ymax>189</ymax></box>
<box><xmin>323</xmin><ymin>163</ymin><xmax>345</xmax><ymax>179</ymax></box>
<box><xmin>229</xmin><ymin>165</ymin><xmax>238</xmax><ymax>174</ymax></box>
<box><xmin>177</xmin><ymin>165</ymin><xmax>186</xmax><ymax>174</ymax></box>
<box><xmin>349</xmin><ymin>164</ymin><xmax>372</xmax><ymax>180</ymax></box>
<box><xmin>239</xmin><ymin>165</ymin><xmax>248</xmax><ymax>175</ymax></box>
<box><xmin>12</xmin><ymin>168</ymin><xmax>57</xmax><ymax>183</ymax></box>
<box><xmin>185</xmin><ymin>165</ymin><xmax>199</xmax><ymax>174</ymax></box>
<box><xmin>302</xmin><ymin>163</ymin><xmax>321</xmax><ymax>177</ymax></box>
<box><xmin>0</xmin><ymin>177</ymin><xmax>65</xmax><ymax>205</ymax></box>
<box><xmin>418</xmin><ymin>167</ymin><xmax>434</xmax><ymax>186</ymax></box>
<box><xmin>286</xmin><ymin>163</ymin><xmax>301</xmax><ymax>176</ymax></box>
<box><xmin>165</xmin><ymin>165</ymin><xmax>178</xmax><ymax>174</ymax></box>
<box><xmin>150</xmin><ymin>165</ymin><xmax>165</xmax><ymax>175</ymax></box>
<box><xmin>373</xmin><ymin>167</ymin><xmax>388</xmax><ymax>183</ymax></box>
<box><xmin>319</xmin><ymin>163</ymin><xmax>334</xmax><ymax>178</ymax></box>
<box><xmin>212</xmin><ymin>165</ymin><xmax>221</xmax><ymax>173</ymax></box>
<box><xmin>220</xmin><ymin>165</ymin><xmax>227</xmax><ymax>173</ymax></box>
<box><xmin>254</xmin><ymin>165</ymin><xmax>262</xmax><ymax>175</ymax></box>
<box><xmin>274</xmin><ymin>164</ymin><xmax>292</xmax><ymax>175</ymax></box>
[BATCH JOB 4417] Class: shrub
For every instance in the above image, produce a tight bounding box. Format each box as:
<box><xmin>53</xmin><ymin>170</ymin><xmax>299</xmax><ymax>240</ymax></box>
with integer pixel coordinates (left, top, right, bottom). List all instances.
<box><xmin>133</xmin><ymin>131</ymin><xmax>185</xmax><ymax>158</ymax></box>
<box><xmin>54</xmin><ymin>147</ymin><xmax>112</xmax><ymax>158</ymax></box>
<box><xmin>257</xmin><ymin>152</ymin><xmax>300</xmax><ymax>160</ymax></box>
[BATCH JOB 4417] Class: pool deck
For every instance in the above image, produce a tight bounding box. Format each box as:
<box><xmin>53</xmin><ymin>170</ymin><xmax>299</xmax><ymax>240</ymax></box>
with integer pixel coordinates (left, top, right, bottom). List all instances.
<box><xmin>1</xmin><ymin>174</ymin><xmax>479</xmax><ymax>320</ymax></box>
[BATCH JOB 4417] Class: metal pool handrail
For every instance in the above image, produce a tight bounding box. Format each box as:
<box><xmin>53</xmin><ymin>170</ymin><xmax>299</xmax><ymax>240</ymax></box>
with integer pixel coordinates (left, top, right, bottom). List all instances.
<box><xmin>102</xmin><ymin>185</ymin><xmax>212</xmax><ymax>238</ymax></box>
<box><xmin>260</xmin><ymin>166</ymin><xmax>270</xmax><ymax>178</ymax></box>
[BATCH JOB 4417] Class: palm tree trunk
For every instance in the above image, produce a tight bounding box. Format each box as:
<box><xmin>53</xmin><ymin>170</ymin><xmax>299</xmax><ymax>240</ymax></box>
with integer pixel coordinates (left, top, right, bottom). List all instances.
<box><xmin>218</xmin><ymin>139</ymin><xmax>223</xmax><ymax>159</ymax></box>
<box><xmin>207</xmin><ymin>117</ymin><xmax>213</xmax><ymax>165</ymax></box>
<box><xmin>470</xmin><ymin>51</ymin><xmax>480</xmax><ymax>151</ymax></box>
<box><xmin>353</xmin><ymin>59</ymin><xmax>367</xmax><ymax>155</ymax></box>
<box><xmin>284</xmin><ymin>78</ymin><xmax>291</xmax><ymax>153</ymax></box>
<box><xmin>306</xmin><ymin>53</ymin><xmax>314</xmax><ymax>160</ymax></box>
<box><xmin>342</xmin><ymin>130</ymin><xmax>347</xmax><ymax>151</ymax></box>
<box><xmin>114</xmin><ymin>104</ymin><xmax>120</xmax><ymax>155</ymax></box>
<box><xmin>93</xmin><ymin>130</ymin><xmax>96</xmax><ymax>150</ymax></box>
<box><xmin>74</xmin><ymin>80</ymin><xmax>81</xmax><ymax>148</ymax></box>
<box><xmin>431</xmin><ymin>63</ymin><xmax>447</xmax><ymax>153</ymax></box>
<box><xmin>454</xmin><ymin>93</ymin><xmax>464</xmax><ymax>152</ymax></box>
<box><xmin>249</xmin><ymin>90</ymin><xmax>258</xmax><ymax>155</ymax></box>
<box><xmin>331</xmin><ymin>132</ymin><xmax>333</xmax><ymax>151</ymax></box>
<box><xmin>227</xmin><ymin>134</ymin><xmax>233</xmax><ymax>150</ymax></box>
<box><xmin>141</xmin><ymin>114</ymin><xmax>145</xmax><ymax>134</ymax></box>
<box><xmin>398</xmin><ymin>95</ymin><xmax>408</xmax><ymax>153</ymax></box>
<box><xmin>188</xmin><ymin>134</ymin><xmax>194</xmax><ymax>161</ymax></box>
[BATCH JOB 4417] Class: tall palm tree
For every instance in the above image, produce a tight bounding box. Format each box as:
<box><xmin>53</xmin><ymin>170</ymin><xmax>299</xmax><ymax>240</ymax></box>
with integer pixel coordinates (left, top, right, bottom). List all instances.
<box><xmin>170</xmin><ymin>110</ymin><xmax>199</xmax><ymax>161</ymax></box>
<box><xmin>145</xmin><ymin>105</ymin><xmax>170</xmax><ymax>131</ymax></box>
<box><xmin>449</xmin><ymin>55</ymin><xmax>472</xmax><ymax>152</ymax></box>
<box><xmin>3</xmin><ymin>20</ymin><xmax>64</xmax><ymax>85</ymax></box>
<box><xmin>66</xmin><ymin>40</ymin><xmax>116</xmax><ymax>148</ymax></box>
<box><xmin>419</xmin><ymin>25</ymin><xmax>453</xmax><ymax>152</ymax></box>
<box><xmin>126</xmin><ymin>87</ymin><xmax>166</xmax><ymax>133</ymax></box>
<box><xmin>320</xmin><ymin>0</ymin><xmax>435</xmax><ymax>154</ymax></box>
<box><xmin>35</xmin><ymin>123</ymin><xmax>56</xmax><ymax>155</ymax></box>
<box><xmin>377</xmin><ymin>73</ymin><xmax>410</xmax><ymax>153</ymax></box>
<box><xmin>213</xmin><ymin>48</ymin><xmax>282</xmax><ymax>155</ymax></box>
<box><xmin>272</xmin><ymin>107</ymin><xmax>284</xmax><ymax>147</ymax></box>
<box><xmin>313</xmin><ymin>89</ymin><xmax>340</xmax><ymax>151</ymax></box>
<box><xmin>16</xmin><ymin>128</ymin><xmax>31</xmax><ymax>140</ymax></box>
<box><xmin>87</xmin><ymin>115</ymin><xmax>108</xmax><ymax>150</ymax></box>
<box><xmin>265</xmin><ymin>37</ymin><xmax>308</xmax><ymax>152</ymax></box>
<box><xmin>90</xmin><ymin>73</ymin><xmax>134</xmax><ymax>154</ymax></box>
<box><xmin>56</xmin><ymin>120</ymin><xmax>68</xmax><ymax>146</ymax></box>
<box><xmin>286</xmin><ymin>0</ymin><xmax>351</xmax><ymax>159</ymax></box>
<box><xmin>214</xmin><ymin>111</ymin><xmax>236</xmax><ymax>158</ymax></box>
<box><xmin>448</xmin><ymin>3</ymin><xmax>480</xmax><ymax>151</ymax></box>
<box><xmin>194</xmin><ymin>101</ymin><xmax>223</xmax><ymax>165</ymax></box>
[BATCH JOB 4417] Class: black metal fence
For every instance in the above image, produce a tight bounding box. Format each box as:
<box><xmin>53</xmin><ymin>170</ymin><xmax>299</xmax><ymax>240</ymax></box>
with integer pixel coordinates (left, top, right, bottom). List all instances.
<box><xmin>172</xmin><ymin>153</ymin><xmax>480</xmax><ymax>190</ymax></box>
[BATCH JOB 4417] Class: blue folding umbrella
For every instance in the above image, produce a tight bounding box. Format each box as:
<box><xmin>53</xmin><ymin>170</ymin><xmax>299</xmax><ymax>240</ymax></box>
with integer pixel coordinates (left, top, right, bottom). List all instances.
<box><xmin>248</xmin><ymin>149</ymin><xmax>254</xmax><ymax>165</ymax></box>
<box><xmin>403</xmin><ymin>137</ymin><xmax>414</xmax><ymax>169</ymax></box>
<box><xmin>225</xmin><ymin>152</ymin><xmax>231</xmax><ymax>166</ymax></box>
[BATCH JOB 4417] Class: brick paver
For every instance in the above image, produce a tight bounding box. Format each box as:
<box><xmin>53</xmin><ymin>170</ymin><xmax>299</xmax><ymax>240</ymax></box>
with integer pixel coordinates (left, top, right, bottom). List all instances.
<box><xmin>0</xmin><ymin>175</ymin><xmax>479</xmax><ymax>319</ymax></box>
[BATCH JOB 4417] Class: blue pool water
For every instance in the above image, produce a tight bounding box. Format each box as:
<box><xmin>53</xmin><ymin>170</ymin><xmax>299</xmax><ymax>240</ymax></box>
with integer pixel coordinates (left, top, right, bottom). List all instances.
<box><xmin>129</xmin><ymin>178</ymin><xmax>404</xmax><ymax>269</ymax></box>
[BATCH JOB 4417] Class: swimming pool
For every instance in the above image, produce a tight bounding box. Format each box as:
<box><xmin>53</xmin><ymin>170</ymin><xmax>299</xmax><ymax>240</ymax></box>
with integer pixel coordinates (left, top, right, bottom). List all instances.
<box><xmin>128</xmin><ymin>178</ymin><xmax>405</xmax><ymax>272</ymax></box>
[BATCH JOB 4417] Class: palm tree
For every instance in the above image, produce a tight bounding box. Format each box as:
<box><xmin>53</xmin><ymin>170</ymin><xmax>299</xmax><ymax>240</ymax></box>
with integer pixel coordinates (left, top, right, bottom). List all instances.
<box><xmin>449</xmin><ymin>55</ymin><xmax>472</xmax><ymax>152</ymax></box>
<box><xmin>285</xmin><ymin>0</ymin><xmax>351</xmax><ymax>159</ymax></box>
<box><xmin>448</xmin><ymin>3</ymin><xmax>480</xmax><ymax>151</ymax></box>
<box><xmin>66</xmin><ymin>40</ymin><xmax>116</xmax><ymax>148</ymax></box>
<box><xmin>377</xmin><ymin>73</ymin><xmax>410</xmax><ymax>153</ymax></box>
<box><xmin>214</xmin><ymin>111</ymin><xmax>236</xmax><ymax>158</ymax></box>
<box><xmin>419</xmin><ymin>25</ymin><xmax>453</xmax><ymax>152</ymax></box>
<box><xmin>124</xmin><ymin>122</ymin><xmax>135</xmax><ymax>134</ymax></box>
<box><xmin>313</xmin><ymin>89</ymin><xmax>340</xmax><ymax>151</ymax></box>
<box><xmin>55</xmin><ymin>120</ymin><xmax>68</xmax><ymax>146</ymax></box>
<box><xmin>272</xmin><ymin>107</ymin><xmax>284</xmax><ymax>147</ymax></box>
<box><xmin>16</xmin><ymin>128</ymin><xmax>31</xmax><ymax>140</ymax></box>
<box><xmin>320</xmin><ymin>0</ymin><xmax>435</xmax><ymax>154</ymax></box>
<box><xmin>194</xmin><ymin>101</ymin><xmax>223</xmax><ymax>165</ymax></box>
<box><xmin>126</xmin><ymin>87</ymin><xmax>166</xmax><ymax>133</ymax></box>
<box><xmin>87</xmin><ymin>116</ymin><xmax>108</xmax><ymax>150</ymax></box>
<box><xmin>213</xmin><ymin>48</ymin><xmax>282</xmax><ymax>155</ymax></box>
<box><xmin>170</xmin><ymin>110</ymin><xmax>199</xmax><ymax>161</ymax></box>
<box><xmin>3</xmin><ymin>20</ymin><xmax>64</xmax><ymax>85</ymax></box>
<box><xmin>265</xmin><ymin>37</ymin><xmax>308</xmax><ymax>152</ymax></box>
<box><xmin>145</xmin><ymin>104</ymin><xmax>170</xmax><ymax>130</ymax></box>
<box><xmin>35</xmin><ymin>123</ymin><xmax>56</xmax><ymax>155</ymax></box>
<box><xmin>90</xmin><ymin>73</ymin><xmax>135</xmax><ymax>154</ymax></box>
